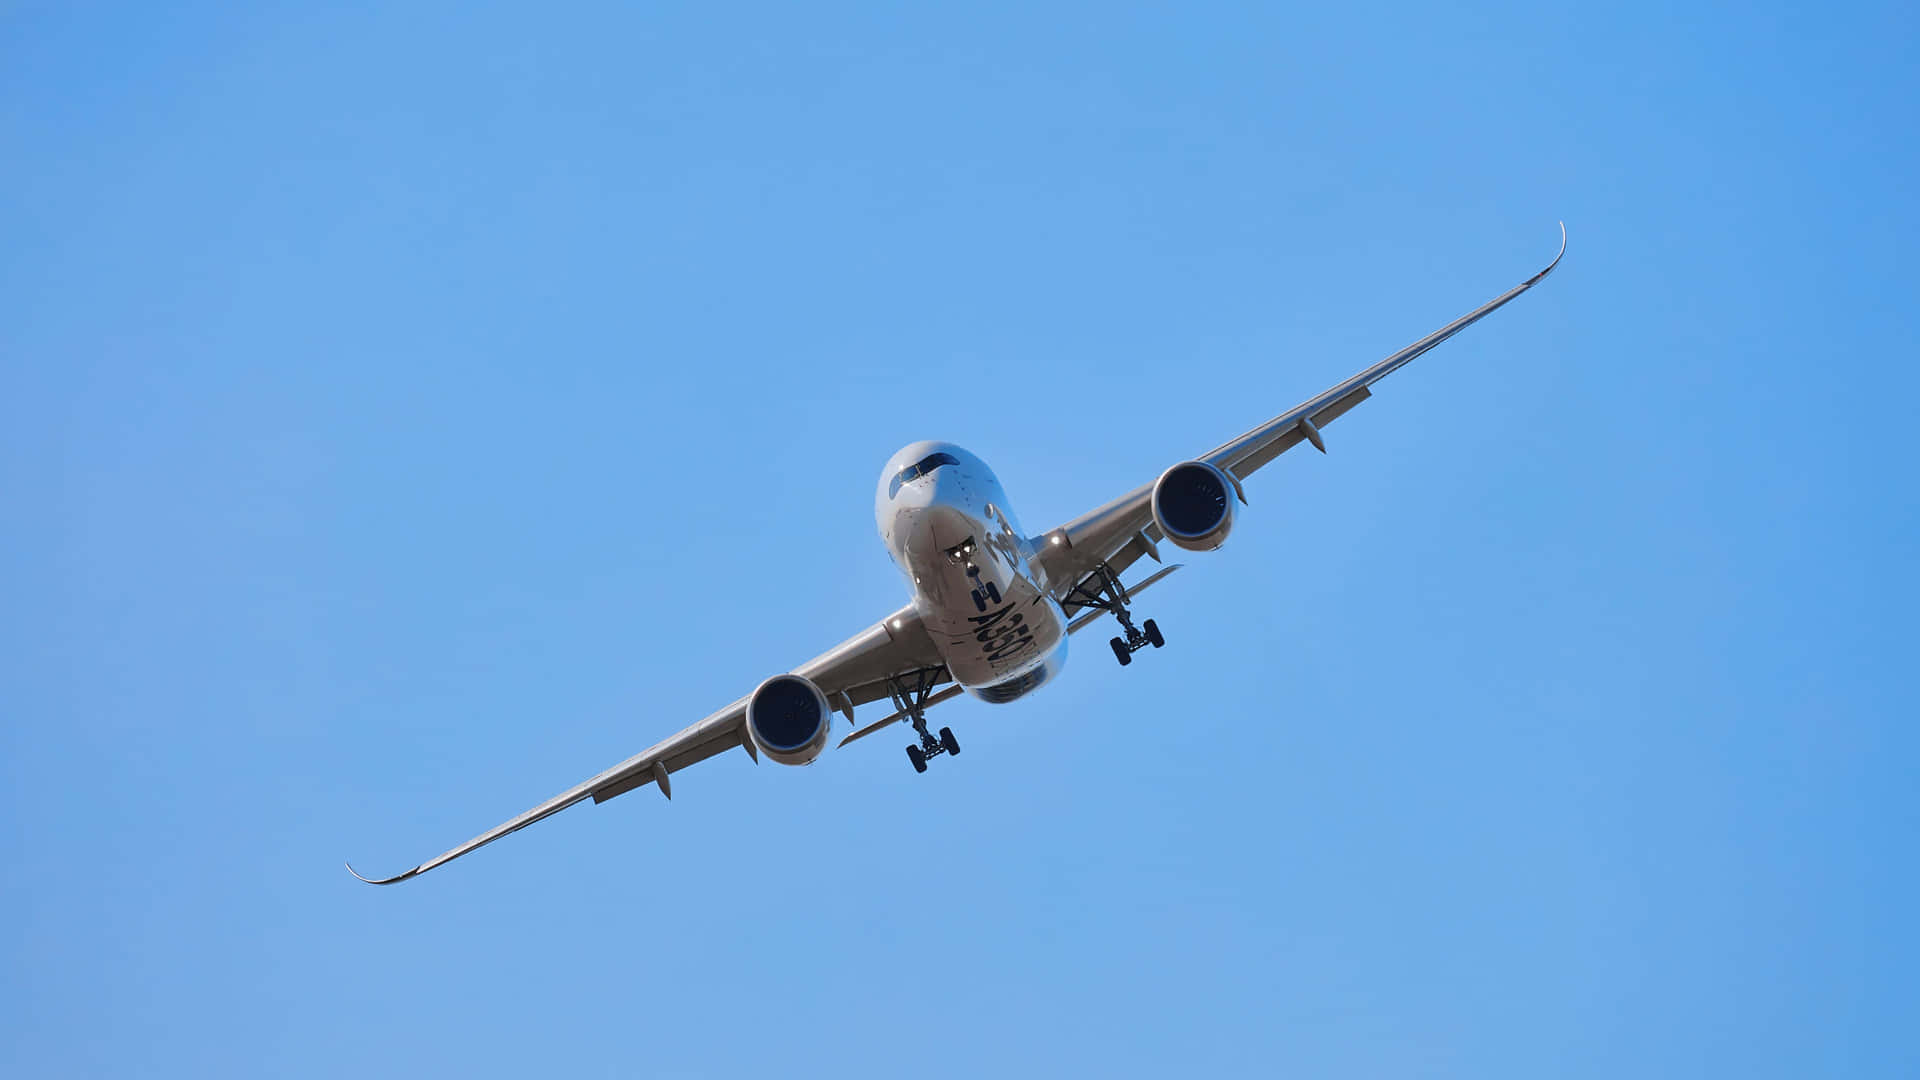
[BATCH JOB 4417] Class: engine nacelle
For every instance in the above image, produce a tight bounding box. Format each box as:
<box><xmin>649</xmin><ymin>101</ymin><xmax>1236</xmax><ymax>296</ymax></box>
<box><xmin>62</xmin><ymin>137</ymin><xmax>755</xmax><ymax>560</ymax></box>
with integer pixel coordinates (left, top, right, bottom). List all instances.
<box><xmin>746</xmin><ymin>674</ymin><xmax>834</xmax><ymax>766</ymax></box>
<box><xmin>1150</xmin><ymin>460</ymin><xmax>1238</xmax><ymax>552</ymax></box>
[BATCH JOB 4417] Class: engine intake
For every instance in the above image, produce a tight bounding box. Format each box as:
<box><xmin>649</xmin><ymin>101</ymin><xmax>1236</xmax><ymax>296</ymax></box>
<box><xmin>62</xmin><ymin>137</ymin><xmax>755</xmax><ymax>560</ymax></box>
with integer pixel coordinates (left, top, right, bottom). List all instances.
<box><xmin>1151</xmin><ymin>460</ymin><xmax>1238</xmax><ymax>552</ymax></box>
<box><xmin>746</xmin><ymin>674</ymin><xmax>834</xmax><ymax>766</ymax></box>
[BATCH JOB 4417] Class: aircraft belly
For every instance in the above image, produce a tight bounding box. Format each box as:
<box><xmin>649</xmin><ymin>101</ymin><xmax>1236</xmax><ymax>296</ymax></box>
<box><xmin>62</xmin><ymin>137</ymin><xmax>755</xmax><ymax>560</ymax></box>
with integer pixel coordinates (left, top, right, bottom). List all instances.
<box><xmin>923</xmin><ymin>572</ymin><xmax>1069</xmax><ymax>700</ymax></box>
<box><xmin>886</xmin><ymin>456</ymin><xmax>1065</xmax><ymax>704</ymax></box>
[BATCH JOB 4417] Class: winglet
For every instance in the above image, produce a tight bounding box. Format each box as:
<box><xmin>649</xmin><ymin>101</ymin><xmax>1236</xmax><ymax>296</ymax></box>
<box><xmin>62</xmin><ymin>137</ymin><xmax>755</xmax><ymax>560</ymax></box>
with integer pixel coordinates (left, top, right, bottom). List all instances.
<box><xmin>346</xmin><ymin>860</ymin><xmax>420</xmax><ymax>886</ymax></box>
<box><xmin>1525</xmin><ymin>221</ymin><xmax>1567</xmax><ymax>287</ymax></box>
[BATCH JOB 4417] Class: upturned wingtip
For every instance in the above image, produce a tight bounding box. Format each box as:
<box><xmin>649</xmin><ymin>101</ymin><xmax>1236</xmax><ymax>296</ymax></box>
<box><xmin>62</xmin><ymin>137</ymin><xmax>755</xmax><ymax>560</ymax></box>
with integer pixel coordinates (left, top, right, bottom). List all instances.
<box><xmin>345</xmin><ymin>860</ymin><xmax>418</xmax><ymax>886</ymax></box>
<box><xmin>1527</xmin><ymin>221</ymin><xmax>1568</xmax><ymax>286</ymax></box>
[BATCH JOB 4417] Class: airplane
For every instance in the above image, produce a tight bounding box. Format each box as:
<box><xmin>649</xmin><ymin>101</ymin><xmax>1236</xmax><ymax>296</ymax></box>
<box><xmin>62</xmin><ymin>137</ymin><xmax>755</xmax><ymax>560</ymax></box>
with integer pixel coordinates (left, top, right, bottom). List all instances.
<box><xmin>347</xmin><ymin>225</ymin><xmax>1566</xmax><ymax>885</ymax></box>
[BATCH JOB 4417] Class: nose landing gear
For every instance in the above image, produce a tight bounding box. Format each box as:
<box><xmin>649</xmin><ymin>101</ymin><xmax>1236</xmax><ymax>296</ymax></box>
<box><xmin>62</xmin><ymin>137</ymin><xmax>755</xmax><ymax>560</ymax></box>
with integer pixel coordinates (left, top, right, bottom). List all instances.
<box><xmin>967</xmin><ymin>565</ymin><xmax>1001</xmax><ymax>612</ymax></box>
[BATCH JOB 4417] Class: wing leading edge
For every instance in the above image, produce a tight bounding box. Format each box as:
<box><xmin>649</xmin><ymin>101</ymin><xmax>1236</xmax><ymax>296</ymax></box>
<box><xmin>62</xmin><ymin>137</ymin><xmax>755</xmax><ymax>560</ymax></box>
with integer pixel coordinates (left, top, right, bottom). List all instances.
<box><xmin>347</xmin><ymin>603</ymin><xmax>948</xmax><ymax>884</ymax></box>
<box><xmin>346</xmin><ymin>700</ymin><xmax>750</xmax><ymax>885</ymax></box>
<box><xmin>1035</xmin><ymin>224</ymin><xmax>1566</xmax><ymax>593</ymax></box>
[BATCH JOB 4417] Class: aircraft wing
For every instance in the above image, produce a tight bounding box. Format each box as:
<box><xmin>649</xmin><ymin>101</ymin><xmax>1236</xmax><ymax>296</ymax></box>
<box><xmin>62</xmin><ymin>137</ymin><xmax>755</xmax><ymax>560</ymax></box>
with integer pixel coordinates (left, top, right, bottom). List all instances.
<box><xmin>347</xmin><ymin>603</ymin><xmax>949</xmax><ymax>885</ymax></box>
<box><xmin>1035</xmin><ymin>225</ymin><xmax>1565</xmax><ymax>601</ymax></box>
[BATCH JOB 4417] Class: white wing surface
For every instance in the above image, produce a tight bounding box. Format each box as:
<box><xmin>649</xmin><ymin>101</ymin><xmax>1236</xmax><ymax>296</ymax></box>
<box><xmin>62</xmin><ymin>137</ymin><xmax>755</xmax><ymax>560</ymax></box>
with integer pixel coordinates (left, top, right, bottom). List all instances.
<box><xmin>1036</xmin><ymin>225</ymin><xmax>1566</xmax><ymax>602</ymax></box>
<box><xmin>347</xmin><ymin>604</ymin><xmax>947</xmax><ymax>884</ymax></box>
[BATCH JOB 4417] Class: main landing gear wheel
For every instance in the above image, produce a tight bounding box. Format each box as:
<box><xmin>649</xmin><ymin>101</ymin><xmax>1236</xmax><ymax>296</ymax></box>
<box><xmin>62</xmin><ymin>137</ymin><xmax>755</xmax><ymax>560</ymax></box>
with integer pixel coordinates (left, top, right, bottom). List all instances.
<box><xmin>891</xmin><ymin>670</ymin><xmax>960</xmax><ymax>774</ymax></box>
<box><xmin>1072</xmin><ymin>562</ymin><xmax>1163</xmax><ymax>667</ymax></box>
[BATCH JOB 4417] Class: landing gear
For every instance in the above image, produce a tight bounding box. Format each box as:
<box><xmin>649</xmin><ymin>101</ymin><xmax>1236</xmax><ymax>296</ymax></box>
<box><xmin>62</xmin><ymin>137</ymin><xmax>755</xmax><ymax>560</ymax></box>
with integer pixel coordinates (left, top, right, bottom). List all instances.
<box><xmin>968</xmin><ymin>566</ymin><xmax>1001</xmax><ymax>612</ymax></box>
<box><xmin>892</xmin><ymin>670</ymin><xmax>960</xmax><ymax>773</ymax></box>
<box><xmin>1069</xmin><ymin>562</ymin><xmax>1166</xmax><ymax>667</ymax></box>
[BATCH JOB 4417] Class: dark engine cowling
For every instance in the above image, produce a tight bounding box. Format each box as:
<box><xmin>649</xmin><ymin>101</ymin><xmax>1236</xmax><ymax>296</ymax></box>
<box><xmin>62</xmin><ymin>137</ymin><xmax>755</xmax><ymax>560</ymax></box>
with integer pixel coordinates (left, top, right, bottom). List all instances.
<box><xmin>1151</xmin><ymin>460</ymin><xmax>1238</xmax><ymax>552</ymax></box>
<box><xmin>746</xmin><ymin>674</ymin><xmax>834</xmax><ymax>766</ymax></box>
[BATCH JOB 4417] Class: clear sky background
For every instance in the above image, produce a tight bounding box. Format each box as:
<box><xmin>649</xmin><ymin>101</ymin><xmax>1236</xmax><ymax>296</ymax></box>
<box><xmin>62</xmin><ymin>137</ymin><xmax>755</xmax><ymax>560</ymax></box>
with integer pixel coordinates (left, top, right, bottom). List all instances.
<box><xmin>4</xmin><ymin>2</ymin><xmax>1915</xmax><ymax>1076</ymax></box>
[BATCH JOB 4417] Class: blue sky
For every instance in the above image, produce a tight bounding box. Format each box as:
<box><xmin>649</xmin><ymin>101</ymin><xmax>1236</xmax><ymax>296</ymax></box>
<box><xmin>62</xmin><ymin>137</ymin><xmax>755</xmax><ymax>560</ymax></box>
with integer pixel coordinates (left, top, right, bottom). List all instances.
<box><xmin>4</xmin><ymin>2</ymin><xmax>1915</xmax><ymax>1076</ymax></box>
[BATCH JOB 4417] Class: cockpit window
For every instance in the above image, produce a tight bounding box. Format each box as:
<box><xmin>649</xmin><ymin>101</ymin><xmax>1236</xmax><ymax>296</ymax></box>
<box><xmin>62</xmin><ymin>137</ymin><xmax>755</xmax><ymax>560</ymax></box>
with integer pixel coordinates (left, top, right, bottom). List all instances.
<box><xmin>887</xmin><ymin>452</ymin><xmax>961</xmax><ymax>499</ymax></box>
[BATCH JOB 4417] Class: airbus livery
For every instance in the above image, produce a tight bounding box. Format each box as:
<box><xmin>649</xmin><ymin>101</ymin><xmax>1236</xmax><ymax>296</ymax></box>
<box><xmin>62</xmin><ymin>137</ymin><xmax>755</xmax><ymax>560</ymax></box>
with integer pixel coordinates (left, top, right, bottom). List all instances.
<box><xmin>348</xmin><ymin>226</ymin><xmax>1566</xmax><ymax>884</ymax></box>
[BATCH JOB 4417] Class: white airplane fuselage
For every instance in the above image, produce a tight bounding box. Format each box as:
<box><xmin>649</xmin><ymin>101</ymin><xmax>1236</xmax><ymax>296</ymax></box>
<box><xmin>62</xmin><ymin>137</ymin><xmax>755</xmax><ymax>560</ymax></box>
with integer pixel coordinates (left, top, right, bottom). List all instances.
<box><xmin>876</xmin><ymin>441</ymin><xmax>1070</xmax><ymax>705</ymax></box>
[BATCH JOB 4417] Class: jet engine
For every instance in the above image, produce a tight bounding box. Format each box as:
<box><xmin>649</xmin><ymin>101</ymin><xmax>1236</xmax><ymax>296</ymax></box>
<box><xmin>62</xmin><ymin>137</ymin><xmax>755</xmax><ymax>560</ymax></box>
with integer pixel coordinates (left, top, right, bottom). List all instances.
<box><xmin>1150</xmin><ymin>460</ymin><xmax>1238</xmax><ymax>552</ymax></box>
<box><xmin>746</xmin><ymin>674</ymin><xmax>834</xmax><ymax>766</ymax></box>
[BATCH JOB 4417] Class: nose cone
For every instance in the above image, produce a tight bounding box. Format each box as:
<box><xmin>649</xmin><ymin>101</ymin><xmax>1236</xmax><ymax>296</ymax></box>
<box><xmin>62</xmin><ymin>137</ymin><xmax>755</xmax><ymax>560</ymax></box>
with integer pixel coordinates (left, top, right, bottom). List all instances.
<box><xmin>876</xmin><ymin>442</ymin><xmax>991</xmax><ymax>569</ymax></box>
<box><xmin>893</xmin><ymin>502</ymin><xmax>981</xmax><ymax>609</ymax></box>
<box><xmin>892</xmin><ymin>500</ymin><xmax>972</xmax><ymax>565</ymax></box>
<box><xmin>912</xmin><ymin>502</ymin><xmax>974</xmax><ymax>552</ymax></box>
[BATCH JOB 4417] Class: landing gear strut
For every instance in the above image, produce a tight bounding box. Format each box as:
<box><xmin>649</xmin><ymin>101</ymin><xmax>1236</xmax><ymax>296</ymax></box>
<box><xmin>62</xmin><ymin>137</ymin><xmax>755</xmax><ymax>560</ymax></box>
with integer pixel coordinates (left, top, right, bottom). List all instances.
<box><xmin>1067</xmin><ymin>562</ymin><xmax>1166</xmax><ymax>667</ymax></box>
<box><xmin>967</xmin><ymin>565</ymin><xmax>1001</xmax><ymax>612</ymax></box>
<box><xmin>893</xmin><ymin>669</ymin><xmax>961</xmax><ymax>773</ymax></box>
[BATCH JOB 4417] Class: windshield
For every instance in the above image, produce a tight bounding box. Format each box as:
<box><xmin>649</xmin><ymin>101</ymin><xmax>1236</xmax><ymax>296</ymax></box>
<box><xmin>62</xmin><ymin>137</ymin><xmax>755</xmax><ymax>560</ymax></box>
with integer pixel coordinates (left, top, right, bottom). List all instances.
<box><xmin>887</xmin><ymin>452</ymin><xmax>961</xmax><ymax>499</ymax></box>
